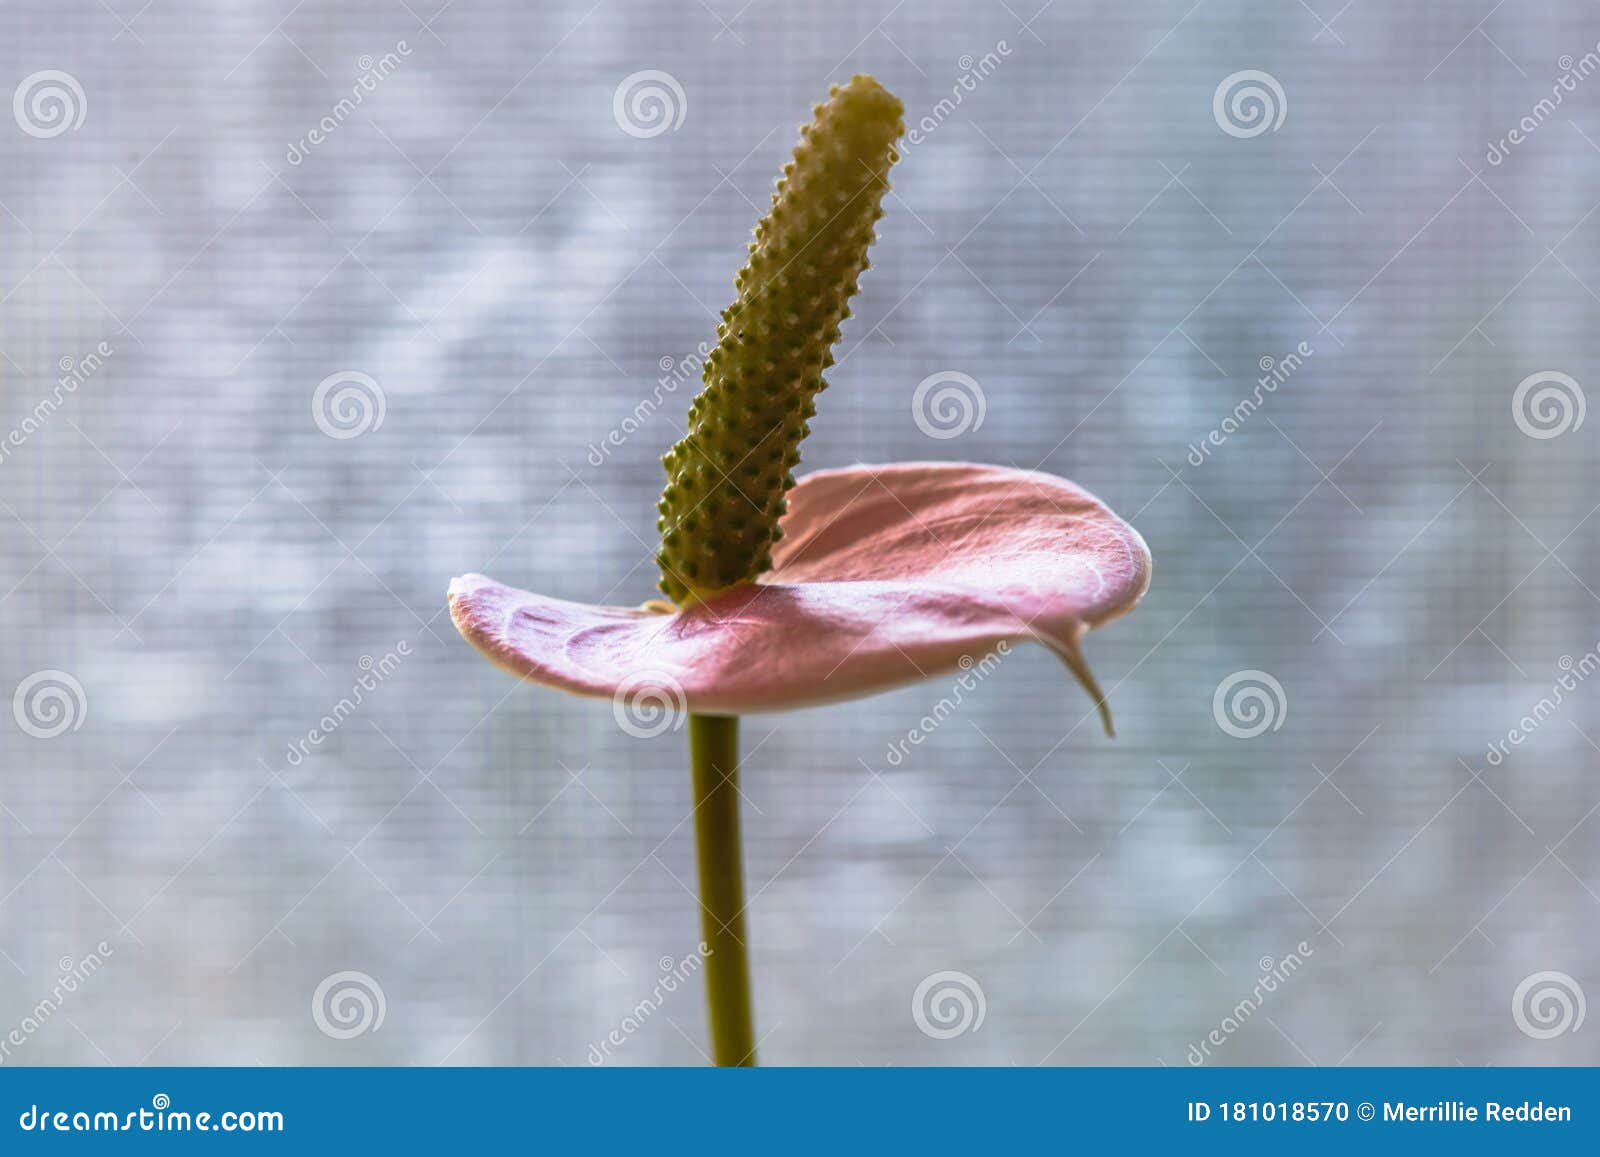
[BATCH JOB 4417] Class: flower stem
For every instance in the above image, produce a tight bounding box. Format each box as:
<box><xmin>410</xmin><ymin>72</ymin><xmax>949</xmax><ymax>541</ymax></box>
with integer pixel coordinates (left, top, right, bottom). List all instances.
<box><xmin>688</xmin><ymin>712</ymin><xmax>756</xmax><ymax>1066</ymax></box>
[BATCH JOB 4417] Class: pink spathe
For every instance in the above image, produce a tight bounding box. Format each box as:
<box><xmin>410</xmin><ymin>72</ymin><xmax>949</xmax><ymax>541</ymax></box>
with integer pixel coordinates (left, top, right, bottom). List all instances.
<box><xmin>449</xmin><ymin>462</ymin><xmax>1150</xmax><ymax>728</ymax></box>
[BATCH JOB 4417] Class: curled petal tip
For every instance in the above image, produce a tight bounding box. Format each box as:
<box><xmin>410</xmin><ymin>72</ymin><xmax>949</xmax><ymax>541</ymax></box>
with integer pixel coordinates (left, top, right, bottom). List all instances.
<box><xmin>1037</xmin><ymin>632</ymin><xmax>1117</xmax><ymax>739</ymax></box>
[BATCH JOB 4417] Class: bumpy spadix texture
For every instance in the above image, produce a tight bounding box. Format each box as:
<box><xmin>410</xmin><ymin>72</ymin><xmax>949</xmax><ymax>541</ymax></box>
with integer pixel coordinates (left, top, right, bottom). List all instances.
<box><xmin>655</xmin><ymin>75</ymin><xmax>904</xmax><ymax>603</ymax></box>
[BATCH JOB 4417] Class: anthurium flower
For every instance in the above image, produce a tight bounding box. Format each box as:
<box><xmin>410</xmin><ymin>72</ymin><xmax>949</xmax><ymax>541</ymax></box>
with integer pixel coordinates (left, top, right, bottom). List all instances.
<box><xmin>450</xmin><ymin>460</ymin><xmax>1148</xmax><ymax>728</ymax></box>
<box><xmin>449</xmin><ymin>75</ymin><xmax>1149</xmax><ymax>1067</ymax></box>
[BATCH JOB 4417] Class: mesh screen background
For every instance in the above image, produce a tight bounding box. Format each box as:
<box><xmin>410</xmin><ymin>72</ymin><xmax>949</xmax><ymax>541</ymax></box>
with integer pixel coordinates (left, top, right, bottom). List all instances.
<box><xmin>1</xmin><ymin>0</ymin><xmax>1598</xmax><ymax>1066</ymax></box>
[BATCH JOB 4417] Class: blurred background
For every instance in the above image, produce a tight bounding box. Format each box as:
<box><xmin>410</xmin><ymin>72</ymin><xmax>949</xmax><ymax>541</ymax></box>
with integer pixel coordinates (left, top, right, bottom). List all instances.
<box><xmin>1</xmin><ymin>0</ymin><xmax>1598</xmax><ymax>1066</ymax></box>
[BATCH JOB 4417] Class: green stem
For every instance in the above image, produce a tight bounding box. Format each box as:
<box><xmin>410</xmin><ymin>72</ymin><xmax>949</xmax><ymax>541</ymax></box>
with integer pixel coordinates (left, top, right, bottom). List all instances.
<box><xmin>688</xmin><ymin>713</ymin><xmax>756</xmax><ymax>1066</ymax></box>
